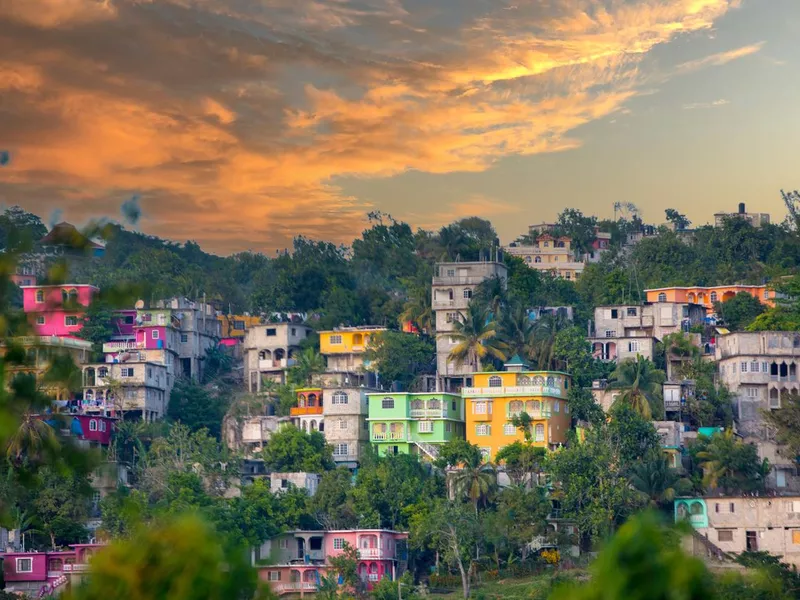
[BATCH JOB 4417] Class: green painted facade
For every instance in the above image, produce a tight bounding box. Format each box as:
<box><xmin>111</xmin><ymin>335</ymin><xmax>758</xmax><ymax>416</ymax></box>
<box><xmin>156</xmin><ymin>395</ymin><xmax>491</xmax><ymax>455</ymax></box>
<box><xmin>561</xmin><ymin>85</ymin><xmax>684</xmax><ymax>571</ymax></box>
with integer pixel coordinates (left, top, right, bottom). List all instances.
<box><xmin>367</xmin><ymin>392</ymin><xmax>465</xmax><ymax>456</ymax></box>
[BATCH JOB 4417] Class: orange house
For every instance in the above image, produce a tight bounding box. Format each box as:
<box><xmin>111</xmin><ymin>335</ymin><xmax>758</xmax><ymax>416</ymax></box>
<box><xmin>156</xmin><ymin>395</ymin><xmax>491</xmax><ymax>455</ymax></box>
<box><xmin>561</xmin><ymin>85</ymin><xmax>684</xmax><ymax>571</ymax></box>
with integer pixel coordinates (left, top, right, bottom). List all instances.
<box><xmin>644</xmin><ymin>285</ymin><xmax>776</xmax><ymax>311</ymax></box>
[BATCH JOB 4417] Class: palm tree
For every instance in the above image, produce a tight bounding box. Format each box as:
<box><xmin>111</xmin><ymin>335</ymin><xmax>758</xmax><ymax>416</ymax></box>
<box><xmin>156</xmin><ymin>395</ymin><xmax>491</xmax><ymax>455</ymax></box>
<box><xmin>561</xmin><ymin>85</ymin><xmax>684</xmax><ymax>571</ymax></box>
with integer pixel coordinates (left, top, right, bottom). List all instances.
<box><xmin>451</xmin><ymin>454</ymin><xmax>497</xmax><ymax>514</ymax></box>
<box><xmin>289</xmin><ymin>348</ymin><xmax>325</xmax><ymax>386</ymax></box>
<box><xmin>608</xmin><ymin>356</ymin><xmax>666</xmax><ymax>419</ymax></box>
<box><xmin>446</xmin><ymin>304</ymin><xmax>509</xmax><ymax>371</ymax></box>
<box><xmin>472</xmin><ymin>276</ymin><xmax>507</xmax><ymax>318</ymax></box>
<box><xmin>629</xmin><ymin>453</ymin><xmax>680</xmax><ymax>509</ymax></box>
<box><xmin>529</xmin><ymin>314</ymin><xmax>567</xmax><ymax>371</ymax></box>
<box><xmin>5</xmin><ymin>412</ymin><xmax>60</xmax><ymax>466</ymax></box>
<box><xmin>399</xmin><ymin>277</ymin><xmax>433</xmax><ymax>333</ymax></box>
<box><xmin>695</xmin><ymin>429</ymin><xmax>770</xmax><ymax>493</ymax></box>
<box><xmin>499</xmin><ymin>303</ymin><xmax>536</xmax><ymax>361</ymax></box>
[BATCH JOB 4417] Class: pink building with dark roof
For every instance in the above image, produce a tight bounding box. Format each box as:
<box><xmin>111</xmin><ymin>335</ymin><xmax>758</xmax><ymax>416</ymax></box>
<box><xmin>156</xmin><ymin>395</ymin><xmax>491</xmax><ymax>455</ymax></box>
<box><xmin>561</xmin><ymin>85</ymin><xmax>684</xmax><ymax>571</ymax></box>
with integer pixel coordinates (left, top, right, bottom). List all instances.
<box><xmin>21</xmin><ymin>284</ymin><xmax>98</xmax><ymax>337</ymax></box>
<box><xmin>1</xmin><ymin>543</ymin><xmax>104</xmax><ymax>596</ymax></box>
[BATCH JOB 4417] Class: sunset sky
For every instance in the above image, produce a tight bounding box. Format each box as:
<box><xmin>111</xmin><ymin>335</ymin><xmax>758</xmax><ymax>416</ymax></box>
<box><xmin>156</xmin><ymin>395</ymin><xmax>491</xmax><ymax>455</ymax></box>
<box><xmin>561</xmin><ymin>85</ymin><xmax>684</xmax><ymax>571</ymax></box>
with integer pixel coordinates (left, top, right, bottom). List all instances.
<box><xmin>1</xmin><ymin>0</ymin><xmax>798</xmax><ymax>254</ymax></box>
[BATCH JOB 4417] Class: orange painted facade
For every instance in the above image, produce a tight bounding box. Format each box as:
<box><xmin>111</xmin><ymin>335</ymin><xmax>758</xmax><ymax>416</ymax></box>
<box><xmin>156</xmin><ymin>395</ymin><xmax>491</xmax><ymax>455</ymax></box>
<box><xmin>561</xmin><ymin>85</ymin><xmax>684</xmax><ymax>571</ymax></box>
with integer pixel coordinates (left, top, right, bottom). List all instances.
<box><xmin>644</xmin><ymin>285</ymin><xmax>776</xmax><ymax>310</ymax></box>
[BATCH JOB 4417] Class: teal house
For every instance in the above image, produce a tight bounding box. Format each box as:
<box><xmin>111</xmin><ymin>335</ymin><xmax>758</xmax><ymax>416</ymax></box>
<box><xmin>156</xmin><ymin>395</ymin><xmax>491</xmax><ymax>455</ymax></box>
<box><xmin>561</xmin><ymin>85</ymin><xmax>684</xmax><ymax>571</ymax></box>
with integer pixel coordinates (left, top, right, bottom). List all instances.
<box><xmin>367</xmin><ymin>392</ymin><xmax>465</xmax><ymax>460</ymax></box>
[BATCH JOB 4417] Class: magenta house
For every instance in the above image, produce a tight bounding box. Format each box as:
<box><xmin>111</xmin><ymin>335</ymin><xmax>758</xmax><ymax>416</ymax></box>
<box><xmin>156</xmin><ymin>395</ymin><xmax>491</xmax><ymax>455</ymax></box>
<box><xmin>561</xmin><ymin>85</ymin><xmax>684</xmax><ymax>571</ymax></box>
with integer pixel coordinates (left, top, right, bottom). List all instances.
<box><xmin>21</xmin><ymin>284</ymin><xmax>98</xmax><ymax>337</ymax></box>
<box><xmin>1</xmin><ymin>543</ymin><xmax>103</xmax><ymax>596</ymax></box>
<box><xmin>257</xmin><ymin>529</ymin><xmax>408</xmax><ymax>596</ymax></box>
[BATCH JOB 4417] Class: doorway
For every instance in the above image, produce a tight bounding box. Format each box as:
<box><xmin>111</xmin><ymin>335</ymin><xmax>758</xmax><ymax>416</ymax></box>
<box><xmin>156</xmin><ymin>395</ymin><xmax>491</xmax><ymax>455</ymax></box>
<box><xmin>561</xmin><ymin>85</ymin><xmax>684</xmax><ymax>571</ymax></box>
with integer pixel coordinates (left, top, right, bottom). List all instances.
<box><xmin>746</xmin><ymin>531</ymin><xmax>758</xmax><ymax>552</ymax></box>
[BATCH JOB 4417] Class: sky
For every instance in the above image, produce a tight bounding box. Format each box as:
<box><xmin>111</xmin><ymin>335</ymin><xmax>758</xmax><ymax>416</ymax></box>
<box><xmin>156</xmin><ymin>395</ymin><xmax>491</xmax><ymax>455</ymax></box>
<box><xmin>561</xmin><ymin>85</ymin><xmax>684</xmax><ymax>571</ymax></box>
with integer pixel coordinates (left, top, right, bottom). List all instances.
<box><xmin>1</xmin><ymin>0</ymin><xmax>798</xmax><ymax>255</ymax></box>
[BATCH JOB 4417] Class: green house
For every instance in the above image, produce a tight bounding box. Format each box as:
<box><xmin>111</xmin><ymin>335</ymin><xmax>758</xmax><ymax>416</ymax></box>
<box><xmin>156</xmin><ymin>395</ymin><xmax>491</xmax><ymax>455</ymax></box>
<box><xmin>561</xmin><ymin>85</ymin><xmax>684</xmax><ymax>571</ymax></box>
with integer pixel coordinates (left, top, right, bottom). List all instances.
<box><xmin>367</xmin><ymin>392</ymin><xmax>465</xmax><ymax>460</ymax></box>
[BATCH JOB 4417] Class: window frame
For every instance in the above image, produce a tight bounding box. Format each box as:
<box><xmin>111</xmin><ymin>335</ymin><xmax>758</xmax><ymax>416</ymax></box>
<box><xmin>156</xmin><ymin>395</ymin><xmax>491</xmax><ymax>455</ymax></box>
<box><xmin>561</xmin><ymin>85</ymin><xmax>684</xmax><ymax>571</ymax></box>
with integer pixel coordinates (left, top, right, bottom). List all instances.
<box><xmin>381</xmin><ymin>397</ymin><xmax>395</xmax><ymax>409</ymax></box>
<box><xmin>16</xmin><ymin>558</ymin><xmax>33</xmax><ymax>573</ymax></box>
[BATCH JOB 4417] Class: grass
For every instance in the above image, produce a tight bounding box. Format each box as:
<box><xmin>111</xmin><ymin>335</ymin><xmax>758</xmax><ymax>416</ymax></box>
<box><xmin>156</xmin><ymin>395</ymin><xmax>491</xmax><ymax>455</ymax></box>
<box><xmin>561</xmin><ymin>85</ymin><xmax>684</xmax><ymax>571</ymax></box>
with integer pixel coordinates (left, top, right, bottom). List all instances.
<box><xmin>432</xmin><ymin>570</ymin><xmax>588</xmax><ymax>600</ymax></box>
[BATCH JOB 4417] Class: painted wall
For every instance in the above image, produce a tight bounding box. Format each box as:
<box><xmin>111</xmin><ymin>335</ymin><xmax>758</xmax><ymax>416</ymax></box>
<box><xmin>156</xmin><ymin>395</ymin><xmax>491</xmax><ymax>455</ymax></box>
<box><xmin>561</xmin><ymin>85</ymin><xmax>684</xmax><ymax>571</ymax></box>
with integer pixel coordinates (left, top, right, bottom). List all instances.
<box><xmin>320</xmin><ymin>328</ymin><xmax>386</xmax><ymax>355</ymax></box>
<box><xmin>645</xmin><ymin>286</ymin><xmax>775</xmax><ymax>310</ymax></box>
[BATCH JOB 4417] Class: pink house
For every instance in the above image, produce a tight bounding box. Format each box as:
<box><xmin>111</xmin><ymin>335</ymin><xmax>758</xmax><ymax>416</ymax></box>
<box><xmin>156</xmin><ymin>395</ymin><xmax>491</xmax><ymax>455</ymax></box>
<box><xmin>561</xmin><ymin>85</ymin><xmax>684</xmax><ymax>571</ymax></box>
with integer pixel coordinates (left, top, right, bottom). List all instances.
<box><xmin>256</xmin><ymin>529</ymin><xmax>408</xmax><ymax>596</ymax></box>
<box><xmin>22</xmin><ymin>284</ymin><xmax>98</xmax><ymax>337</ymax></box>
<box><xmin>1</xmin><ymin>543</ymin><xmax>104</xmax><ymax>596</ymax></box>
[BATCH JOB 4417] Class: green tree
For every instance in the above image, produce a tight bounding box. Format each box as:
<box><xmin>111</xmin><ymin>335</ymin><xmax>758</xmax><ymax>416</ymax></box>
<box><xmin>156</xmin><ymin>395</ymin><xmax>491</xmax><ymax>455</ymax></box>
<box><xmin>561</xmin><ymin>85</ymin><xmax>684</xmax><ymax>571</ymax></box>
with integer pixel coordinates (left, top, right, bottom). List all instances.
<box><xmin>446</xmin><ymin>304</ymin><xmax>508</xmax><ymax>371</ymax></box>
<box><xmin>167</xmin><ymin>380</ymin><xmax>228</xmax><ymax>439</ymax></box>
<box><xmin>552</xmin><ymin>326</ymin><xmax>602</xmax><ymax>387</ymax></box>
<box><xmin>310</xmin><ymin>468</ymin><xmax>359</xmax><ymax>530</ymax></box>
<box><xmin>65</xmin><ymin>514</ymin><xmax>263</xmax><ymax>600</ymax></box>
<box><xmin>77</xmin><ymin>300</ymin><xmax>115</xmax><ymax>360</ymax></box>
<box><xmin>288</xmin><ymin>348</ymin><xmax>326</xmax><ymax>387</ymax></box>
<box><xmin>664</xmin><ymin>208</ymin><xmax>691</xmax><ymax>231</ymax></box>
<box><xmin>494</xmin><ymin>441</ymin><xmax>546</xmax><ymax>487</ymax></box>
<box><xmin>32</xmin><ymin>467</ymin><xmax>92</xmax><ymax>549</ymax></box>
<box><xmin>608</xmin><ymin>357</ymin><xmax>666</xmax><ymax>419</ymax></box>
<box><xmin>449</xmin><ymin>454</ymin><xmax>496</xmax><ymax>514</ymax></box>
<box><xmin>715</xmin><ymin>292</ymin><xmax>765</xmax><ymax>330</ymax></box>
<box><xmin>607</xmin><ymin>405</ymin><xmax>661</xmax><ymax>465</ymax></box>
<box><xmin>690</xmin><ymin>430</ymin><xmax>770</xmax><ymax>494</ymax></box>
<box><xmin>435</xmin><ymin>439</ymin><xmax>483</xmax><ymax>469</ymax></box>
<box><xmin>762</xmin><ymin>392</ymin><xmax>800</xmax><ymax>460</ymax></box>
<box><xmin>554</xmin><ymin>208</ymin><xmax>597</xmax><ymax>256</ymax></box>
<box><xmin>629</xmin><ymin>452</ymin><xmax>683</xmax><ymax>510</ymax></box>
<box><xmin>328</xmin><ymin>541</ymin><xmax>362</xmax><ymax>596</ymax></box>
<box><xmin>365</xmin><ymin>331</ymin><xmax>435</xmax><ymax>390</ymax></box>
<box><xmin>261</xmin><ymin>425</ymin><xmax>334</xmax><ymax>474</ymax></box>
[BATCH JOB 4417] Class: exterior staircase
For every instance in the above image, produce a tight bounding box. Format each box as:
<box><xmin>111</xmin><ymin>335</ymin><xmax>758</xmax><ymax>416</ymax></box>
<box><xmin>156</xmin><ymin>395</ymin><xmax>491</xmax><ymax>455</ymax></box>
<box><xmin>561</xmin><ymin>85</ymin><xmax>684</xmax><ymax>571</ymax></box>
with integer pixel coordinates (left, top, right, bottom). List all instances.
<box><xmin>414</xmin><ymin>442</ymin><xmax>440</xmax><ymax>461</ymax></box>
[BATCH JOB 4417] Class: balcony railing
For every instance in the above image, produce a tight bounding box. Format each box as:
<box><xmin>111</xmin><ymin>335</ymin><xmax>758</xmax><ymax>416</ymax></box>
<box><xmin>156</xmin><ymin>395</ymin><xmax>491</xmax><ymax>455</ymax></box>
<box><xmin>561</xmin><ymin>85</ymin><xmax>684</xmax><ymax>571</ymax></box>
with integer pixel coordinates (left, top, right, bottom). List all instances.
<box><xmin>275</xmin><ymin>582</ymin><xmax>318</xmax><ymax>593</ymax></box>
<box><xmin>102</xmin><ymin>340</ymin><xmax>138</xmax><ymax>352</ymax></box>
<box><xmin>358</xmin><ymin>548</ymin><xmax>387</xmax><ymax>559</ymax></box>
<box><xmin>258</xmin><ymin>358</ymin><xmax>296</xmax><ymax>370</ymax></box>
<box><xmin>63</xmin><ymin>564</ymin><xmax>90</xmax><ymax>572</ymax></box>
<box><xmin>409</xmin><ymin>408</ymin><xmax>447</xmax><ymax>418</ymax></box>
<box><xmin>432</xmin><ymin>275</ymin><xmax>490</xmax><ymax>285</ymax></box>
<box><xmin>462</xmin><ymin>385</ymin><xmax>565</xmax><ymax>399</ymax></box>
<box><xmin>368</xmin><ymin>573</ymin><xmax>380</xmax><ymax>582</ymax></box>
<box><xmin>290</xmin><ymin>406</ymin><xmax>323</xmax><ymax>416</ymax></box>
<box><xmin>371</xmin><ymin>432</ymin><xmax>406</xmax><ymax>441</ymax></box>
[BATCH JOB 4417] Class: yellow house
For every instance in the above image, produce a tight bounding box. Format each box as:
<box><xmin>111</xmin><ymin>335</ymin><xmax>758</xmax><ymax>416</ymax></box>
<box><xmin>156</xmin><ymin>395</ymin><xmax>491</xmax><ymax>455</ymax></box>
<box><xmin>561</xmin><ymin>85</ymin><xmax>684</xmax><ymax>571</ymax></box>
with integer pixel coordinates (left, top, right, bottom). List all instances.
<box><xmin>320</xmin><ymin>326</ymin><xmax>387</xmax><ymax>372</ymax></box>
<box><xmin>462</xmin><ymin>356</ymin><xmax>572</xmax><ymax>462</ymax></box>
<box><xmin>218</xmin><ymin>314</ymin><xmax>263</xmax><ymax>338</ymax></box>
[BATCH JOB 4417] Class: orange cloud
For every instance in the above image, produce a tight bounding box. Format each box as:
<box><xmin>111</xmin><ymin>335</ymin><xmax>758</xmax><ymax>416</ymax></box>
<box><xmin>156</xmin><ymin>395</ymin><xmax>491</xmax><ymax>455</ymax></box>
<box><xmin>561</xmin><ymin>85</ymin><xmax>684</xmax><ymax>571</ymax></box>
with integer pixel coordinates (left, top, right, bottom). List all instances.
<box><xmin>0</xmin><ymin>0</ymin><xmax>748</xmax><ymax>253</ymax></box>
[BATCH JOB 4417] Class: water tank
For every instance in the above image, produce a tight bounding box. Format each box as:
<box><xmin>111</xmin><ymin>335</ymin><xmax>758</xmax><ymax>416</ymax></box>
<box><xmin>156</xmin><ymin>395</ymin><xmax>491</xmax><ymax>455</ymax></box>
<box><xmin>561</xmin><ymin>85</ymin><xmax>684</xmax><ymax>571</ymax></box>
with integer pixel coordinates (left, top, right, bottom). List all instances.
<box><xmin>739</xmin><ymin>202</ymin><xmax>746</xmax><ymax>214</ymax></box>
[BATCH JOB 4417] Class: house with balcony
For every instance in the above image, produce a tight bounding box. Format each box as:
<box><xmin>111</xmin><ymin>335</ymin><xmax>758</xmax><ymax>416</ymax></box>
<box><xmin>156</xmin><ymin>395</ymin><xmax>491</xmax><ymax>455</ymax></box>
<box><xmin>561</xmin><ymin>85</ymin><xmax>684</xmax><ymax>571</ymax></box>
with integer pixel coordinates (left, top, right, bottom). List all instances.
<box><xmin>292</xmin><ymin>388</ymin><xmax>324</xmax><ymax>433</ymax></box>
<box><xmin>504</xmin><ymin>234</ymin><xmax>584</xmax><ymax>280</ymax></box>
<box><xmin>463</xmin><ymin>356</ymin><xmax>572</xmax><ymax>462</ymax></box>
<box><xmin>21</xmin><ymin>283</ymin><xmax>98</xmax><ymax>337</ymax></box>
<box><xmin>154</xmin><ymin>298</ymin><xmax>220</xmax><ymax>380</ymax></box>
<box><xmin>432</xmin><ymin>257</ymin><xmax>507</xmax><ymax>391</ymax></box>
<box><xmin>589</xmin><ymin>302</ymin><xmax>707</xmax><ymax>363</ymax></box>
<box><xmin>319</xmin><ymin>326</ymin><xmax>386</xmax><ymax>373</ymax></box>
<box><xmin>317</xmin><ymin>373</ymin><xmax>375</xmax><ymax>468</ymax></box>
<box><xmin>81</xmin><ymin>361</ymin><xmax>169</xmax><ymax>421</ymax></box>
<box><xmin>256</xmin><ymin>529</ymin><xmax>408</xmax><ymax>595</ymax></box>
<box><xmin>716</xmin><ymin>331</ymin><xmax>800</xmax><ymax>492</ymax></box>
<box><xmin>676</xmin><ymin>496</ymin><xmax>800</xmax><ymax>566</ymax></box>
<box><xmin>1</xmin><ymin>543</ymin><xmax>104</xmax><ymax>596</ymax></box>
<box><xmin>367</xmin><ymin>392</ymin><xmax>464</xmax><ymax>460</ymax></box>
<box><xmin>224</xmin><ymin>414</ymin><xmax>290</xmax><ymax>457</ymax></box>
<box><xmin>645</xmin><ymin>285</ymin><xmax>775</xmax><ymax>313</ymax></box>
<box><xmin>244</xmin><ymin>322</ymin><xmax>313</xmax><ymax>391</ymax></box>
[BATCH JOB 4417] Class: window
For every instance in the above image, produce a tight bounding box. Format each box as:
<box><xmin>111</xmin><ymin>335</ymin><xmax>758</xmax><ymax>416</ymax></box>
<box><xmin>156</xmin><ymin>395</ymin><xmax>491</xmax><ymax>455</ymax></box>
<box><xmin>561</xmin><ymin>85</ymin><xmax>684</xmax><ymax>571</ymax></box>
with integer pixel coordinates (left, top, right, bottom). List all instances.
<box><xmin>98</xmin><ymin>367</ymin><xmax>108</xmax><ymax>378</ymax></box>
<box><xmin>746</xmin><ymin>387</ymin><xmax>759</xmax><ymax>398</ymax></box>
<box><xmin>534</xmin><ymin>424</ymin><xmax>545</xmax><ymax>442</ymax></box>
<box><xmin>473</xmin><ymin>401</ymin><xmax>487</xmax><ymax>414</ymax></box>
<box><xmin>268</xmin><ymin>571</ymin><xmax>281</xmax><ymax>581</ymax></box>
<box><xmin>89</xmin><ymin>419</ymin><xmax>98</xmax><ymax>431</ymax></box>
<box><xmin>291</xmin><ymin>328</ymin><xmax>296</xmax><ymax>335</ymax></box>
<box><xmin>627</xmin><ymin>307</ymin><xmax>637</xmax><ymax>317</ymax></box>
<box><xmin>16</xmin><ymin>558</ymin><xmax>33</xmax><ymax>573</ymax></box>
<box><xmin>480</xmin><ymin>448</ymin><xmax>491</xmax><ymax>461</ymax></box>
<box><xmin>333</xmin><ymin>538</ymin><xmax>345</xmax><ymax>550</ymax></box>
<box><xmin>100</xmin><ymin>420</ymin><xmax>106</xmax><ymax>432</ymax></box>
<box><xmin>777</xmin><ymin>470</ymin><xmax>788</xmax><ymax>488</ymax></box>
<box><xmin>488</xmin><ymin>376</ymin><xmax>502</xmax><ymax>388</ymax></box>
<box><xmin>148</xmin><ymin>368</ymin><xmax>153</xmax><ymax>378</ymax></box>
<box><xmin>446</xmin><ymin>312</ymin><xmax>458</xmax><ymax>323</ymax></box>
<box><xmin>764</xmin><ymin>289</ymin><xmax>769</xmax><ymax>299</ymax></box>
<box><xmin>554</xmin><ymin>400</ymin><xmax>560</xmax><ymax>412</ymax></box>
<box><xmin>628</xmin><ymin>341</ymin><xmax>640</xmax><ymax>352</ymax></box>
<box><xmin>750</xmin><ymin>361</ymin><xmax>759</xmax><ymax>372</ymax></box>
<box><xmin>452</xmin><ymin>401</ymin><xmax>456</xmax><ymax>411</ymax></box>
<box><xmin>339</xmin><ymin>419</ymin><xmax>347</xmax><ymax>430</ymax></box>
<box><xmin>266</xmin><ymin>328</ymin><xmax>277</xmax><ymax>337</ymax></box>
<box><xmin>36</xmin><ymin>315</ymin><xmax>45</xmax><ymax>325</ymax></box>
<box><xmin>233</xmin><ymin>320</ymin><xmax>246</xmax><ymax>331</ymax></box>
<box><xmin>710</xmin><ymin>292</ymin><xmax>718</xmax><ymax>302</ymax></box>
<box><xmin>762</xmin><ymin>361</ymin><xmax>769</xmax><ymax>373</ymax></box>
<box><xmin>329</xmin><ymin>334</ymin><xmax>342</xmax><ymax>344</ymax></box>
<box><xmin>445</xmin><ymin>422</ymin><xmax>452</xmax><ymax>433</ymax></box>
<box><xmin>475</xmin><ymin>424</ymin><xmax>491</xmax><ymax>436</ymax></box>
<box><xmin>418</xmin><ymin>421</ymin><xmax>433</xmax><ymax>433</ymax></box>
<box><xmin>152</xmin><ymin>329</ymin><xmax>159</xmax><ymax>339</ymax></box>
<box><xmin>658</xmin><ymin>293</ymin><xmax>667</xmax><ymax>302</ymax></box>
<box><xmin>181</xmin><ymin>334</ymin><xmax>188</xmax><ymax>343</ymax></box>
<box><xmin>382</xmin><ymin>397</ymin><xmax>395</xmax><ymax>409</ymax></box>
<box><xmin>503</xmin><ymin>423</ymin><xmax>516</xmax><ymax>436</ymax></box>
<box><xmin>463</xmin><ymin>289</ymin><xmax>472</xmax><ymax>299</ymax></box>
<box><xmin>610</xmin><ymin>309</ymin><xmax>618</xmax><ymax>319</ymax></box>
<box><xmin>332</xmin><ymin>391</ymin><xmax>348</xmax><ymax>405</ymax></box>
<box><xmin>446</xmin><ymin>269</ymin><xmax>455</xmax><ymax>277</ymax></box>
<box><xmin>279</xmin><ymin>539</ymin><xmax>289</xmax><ymax>549</ymax></box>
<box><xmin>741</xmin><ymin>362</ymin><xmax>748</xmax><ymax>373</ymax></box>
<box><xmin>143</xmin><ymin>313</ymin><xmax>152</xmax><ymax>322</ymax></box>
<box><xmin>333</xmin><ymin>443</ymin><xmax>348</xmax><ymax>456</ymax></box>
<box><xmin>717</xmin><ymin>530</ymin><xmax>733</xmax><ymax>542</ymax></box>
<box><xmin>65</xmin><ymin>315</ymin><xmax>79</xmax><ymax>326</ymax></box>
<box><xmin>730</xmin><ymin>503</ymin><xmax>735</xmax><ymax>513</ymax></box>
<box><xmin>793</xmin><ymin>531</ymin><xmax>800</xmax><ymax>545</ymax></box>
<box><xmin>565</xmin><ymin>403</ymin><xmax>570</xmax><ymax>414</ymax></box>
<box><xmin>35</xmin><ymin>290</ymin><xmax>44</xmax><ymax>303</ymax></box>
<box><xmin>121</xmin><ymin>367</ymin><xmax>135</xmax><ymax>377</ymax></box>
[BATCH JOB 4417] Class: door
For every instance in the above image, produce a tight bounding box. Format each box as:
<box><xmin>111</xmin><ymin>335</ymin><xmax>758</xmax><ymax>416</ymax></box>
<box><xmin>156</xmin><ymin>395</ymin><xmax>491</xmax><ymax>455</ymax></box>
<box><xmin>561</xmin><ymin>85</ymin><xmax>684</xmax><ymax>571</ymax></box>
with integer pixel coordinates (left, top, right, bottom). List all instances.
<box><xmin>746</xmin><ymin>531</ymin><xmax>758</xmax><ymax>552</ymax></box>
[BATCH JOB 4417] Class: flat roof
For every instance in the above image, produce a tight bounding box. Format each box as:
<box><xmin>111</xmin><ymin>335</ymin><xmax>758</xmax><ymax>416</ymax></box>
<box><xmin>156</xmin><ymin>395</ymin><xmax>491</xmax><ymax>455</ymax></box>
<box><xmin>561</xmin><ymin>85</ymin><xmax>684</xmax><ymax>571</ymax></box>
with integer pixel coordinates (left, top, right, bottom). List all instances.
<box><xmin>644</xmin><ymin>284</ymin><xmax>766</xmax><ymax>292</ymax></box>
<box><xmin>20</xmin><ymin>283</ymin><xmax>99</xmax><ymax>290</ymax></box>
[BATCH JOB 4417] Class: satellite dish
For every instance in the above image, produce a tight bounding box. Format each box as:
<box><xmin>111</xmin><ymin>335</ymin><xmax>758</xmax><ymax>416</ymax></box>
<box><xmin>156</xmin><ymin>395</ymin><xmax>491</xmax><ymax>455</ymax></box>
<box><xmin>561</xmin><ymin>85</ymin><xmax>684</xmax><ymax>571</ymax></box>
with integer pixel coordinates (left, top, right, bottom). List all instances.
<box><xmin>135</xmin><ymin>299</ymin><xmax>145</xmax><ymax>309</ymax></box>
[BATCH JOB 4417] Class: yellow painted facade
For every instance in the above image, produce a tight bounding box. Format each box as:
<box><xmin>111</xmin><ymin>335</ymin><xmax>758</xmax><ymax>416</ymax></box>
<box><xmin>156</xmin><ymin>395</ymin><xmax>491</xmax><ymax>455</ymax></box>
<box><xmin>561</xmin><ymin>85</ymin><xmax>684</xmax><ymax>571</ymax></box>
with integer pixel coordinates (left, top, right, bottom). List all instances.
<box><xmin>319</xmin><ymin>327</ymin><xmax>385</xmax><ymax>355</ymax></box>
<box><xmin>218</xmin><ymin>314</ymin><xmax>263</xmax><ymax>338</ymax></box>
<box><xmin>463</xmin><ymin>370</ymin><xmax>572</xmax><ymax>462</ymax></box>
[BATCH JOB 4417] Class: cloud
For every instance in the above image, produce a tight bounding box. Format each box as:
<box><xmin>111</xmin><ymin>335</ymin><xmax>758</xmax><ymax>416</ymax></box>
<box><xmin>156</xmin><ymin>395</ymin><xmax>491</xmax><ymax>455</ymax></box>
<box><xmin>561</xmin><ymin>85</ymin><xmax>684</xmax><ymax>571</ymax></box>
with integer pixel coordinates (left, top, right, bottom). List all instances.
<box><xmin>0</xmin><ymin>0</ymin><xmax>743</xmax><ymax>253</ymax></box>
<box><xmin>674</xmin><ymin>42</ymin><xmax>765</xmax><ymax>75</ymax></box>
<box><xmin>682</xmin><ymin>98</ymin><xmax>730</xmax><ymax>109</ymax></box>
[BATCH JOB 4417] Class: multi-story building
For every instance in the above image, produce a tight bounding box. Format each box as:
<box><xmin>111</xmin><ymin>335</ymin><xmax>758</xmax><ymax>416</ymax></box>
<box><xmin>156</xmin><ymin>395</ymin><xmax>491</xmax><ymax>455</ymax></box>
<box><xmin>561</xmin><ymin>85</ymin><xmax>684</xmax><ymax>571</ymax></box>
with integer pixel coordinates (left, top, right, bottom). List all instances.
<box><xmin>644</xmin><ymin>285</ymin><xmax>775</xmax><ymax>312</ymax></box>
<box><xmin>589</xmin><ymin>302</ymin><xmax>707</xmax><ymax>362</ymax></box>
<box><xmin>1</xmin><ymin>543</ymin><xmax>104</xmax><ymax>596</ymax></box>
<box><xmin>366</xmin><ymin>392</ymin><xmax>465</xmax><ymax>460</ymax></box>
<box><xmin>320</xmin><ymin>327</ymin><xmax>385</xmax><ymax>373</ymax></box>
<box><xmin>432</xmin><ymin>258</ymin><xmax>507</xmax><ymax>390</ymax></box>
<box><xmin>21</xmin><ymin>283</ymin><xmax>98</xmax><ymax>337</ymax></box>
<box><xmin>318</xmin><ymin>373</ymin><xmax>374</xmax><ymax>468</ymax></box>
<box><xmin>218</xmin><ymin>314</ymin><xmax>263</xmax><ymax>340</ymax></box>
<box><xmin>291</xmin><ymin>388</ymin><xmax>324</xmax><ymax>433</ymax></box>
<box><xmin>713</xmin><ymin>203</ymin><xmax>770</xmax><ymax>228</ymax></box>
<box><xmin>155</xmin><ymin>298</ymin><xmax>220</xmax><ymax>380</ymax></box>
<box><xmin>584</xmin><ymin>228</ymin><xmax>612</xmax><ymax>263</ymax></box>
<box><xmin>504</xmin><ymin>234</ymin><xmax>584</xmax><ymax>280</ymax></box>
<box><xmin>462</xmin><ymin>357</ymin><xmax>572</xmax><ymax>462</ymax></box>
<box><xmin>716</xmin><ymin>331</ymin><xmax>800</xmax><ymax>492</ymax></box>
<box><xmin>269</xmin><ymin>472</ymin><xmax>321</xmax><ymax>496</ymax></box>
<box><xmin>256</xmin><ymin>529</ymin><xmax>408</xmax><ymax>595</ymax></box>
<box><xmin>244</xmin><ymin>322</ymin><xmax>313</xmax><ymax>391</ymax></box>
<box><xmin>81</xmin><ymin>361</ymin><xmax>169</xmax><ymax>420</ymax></box>
<box><xmin>224</xmin><ymin>415</ymin><xmax>290</xmax><ymax>457</ymax></box>
<box><xmin>676</xmin><ymin>496</ymin><xmax>800</xmax><ymax>566</ymax></box>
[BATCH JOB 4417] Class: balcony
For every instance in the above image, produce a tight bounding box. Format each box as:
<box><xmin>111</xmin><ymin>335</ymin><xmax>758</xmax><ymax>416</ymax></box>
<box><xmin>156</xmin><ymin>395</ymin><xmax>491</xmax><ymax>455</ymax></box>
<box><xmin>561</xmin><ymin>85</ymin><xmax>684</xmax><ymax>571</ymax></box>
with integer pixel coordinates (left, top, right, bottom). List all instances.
<box><xmin>462</xmin><ymin>385</ymin><xmax>566</xmax><ymax>399</ymax></box>
<box><xmin>432</xmin><ymin>275</ymin><xmax>490</xmax><ymax>286</ymax></box>
<box><xmin>290</xmin><ymin>406</ymin><xmax>323</xmax><ymax>416</ymax></box>
<box><xmin>259</xmin><ymin>358</ymin><xmax>296</xmax><ymax>370</ymax></box>
<box><xmin>102</xmin><ymin>340</ymin><xmax>138</xmax><ymax>353</ymax></box>
<box><xmin>409</xmin><ymin>409</ymin><xmax>447</xmax><ymax>418</ymax></box>
<box><xmin>371</xmin><ymin>432</ymin><xmax>407</xmax><ymax>441</ymax></box>
<box><xmin>358</xmin><ymin>548</ymin><xmax>388</xmax><ymax>559</ymax></box>
<box><xmin>62</xmin><ymin>564</ymin><xmax>90</xmax><ymax>573</ymax></box>
<box><xmin>275</xmin><ymin>583</ymin><xmax>318</xmax><ymax>594</ymax></box>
